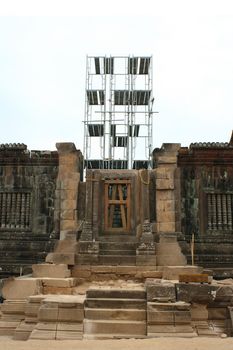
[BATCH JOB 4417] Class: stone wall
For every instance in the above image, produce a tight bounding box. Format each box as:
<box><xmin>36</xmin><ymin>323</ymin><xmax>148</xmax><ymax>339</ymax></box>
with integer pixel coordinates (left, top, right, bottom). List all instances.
<box><xmin>0</xmin><ymin>144</ymin><xmax>59</xmax><ymax>277</ymax></box>
<box><xmin>178</xmin><ymin>134</ymin><xmax>233</xmax><ymax>273</ymax></box>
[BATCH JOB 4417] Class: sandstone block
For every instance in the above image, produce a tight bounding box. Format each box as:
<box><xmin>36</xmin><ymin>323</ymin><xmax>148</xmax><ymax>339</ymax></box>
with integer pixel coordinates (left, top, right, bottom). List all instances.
<box><xmin>58</xmin><ymin>308</ymin><xmax>84</xmax><ymax>322</ymax></box>
<box><xmin>157</xmin><ymin>254</ymin><xmax>187</xmax><ymax>267</ymax></box>
<box><xmin>43</xmin><ymin>286</ymin><xmax>73</xmax><ymax>295</ymax></box>
<box><xmin>45</xmin><ymin>253</ymin><xmax>75</xmax><ymax>265</ymax></box>
<box><xmin>2</xmin><ymin>278</ymin><xmax>42</xmax><ymax>300</ymax></box>
<box><xmin>208</xmin><ymin>307</ymin><xmax>228</xmax><ymax>320</ymax></box>
<box><xmin>30</xmin><ymin>329</ymin><xmax>56</xmax><ymax>340</ymax></box>
<box><xmin>146</xmin><ymin>282</ymin><xmax>176</xmax><ymax>302</ymax></box>
<box><xmin>157</xmin><ymin>222</ymin><xmax>176</xmax><ymax>233</ymax></box>
<box><xmin>71</xmin><ymin>267</ymin><xmax>92</xmax><ymax>278</ymax></box>
<box><xmin>60</xmin><ymin>189</ymin><xmax>78</xmax><ymax>200</ymax></box>
<box><xmin>156</xmin><ymin>210</ymin><xmax>175</xmax><ymax>223</ymax></box>
<box><xmin>61</xmin><ymin>210</ymin><xmax>75</xmax><ymax>220</ymax></box>
<box><xmin>56</xmin><ymin>330</ymin><xmax>83</xmax><ymax>340</ymax></box>
<box><xmin>24</xmin><ymin>303</ymin><xmax>40</xmax><ymax>316</ymax></box>
<box><xmin>176</xmin><ymin>283</ymin><xmax>218</xmax><ymax>303</ymax></box>
<box><xmin>156</xmin><ymin>200</ymin><xmax>175</xmax><ymax>212</ymax></box>
<box><xmin>84</xmin><ymin>319</ymin><xmax>146</xmax><ymax>335</ymax></box>
<box><xmin>174</xmin><ymin>311</ymin><xmax>191</xmax><ymax>324</ymax></box>
<box><xmin>60</xmin><ymin>180</ymin><xmax>79</xmax><ymax>191</ymax></box>
<box><xmin>41</xmin><ymin>278</ymin><xmax>77</xmax><ymax>288</ymax></box>
<box><xmin>191</xmin><ymin>303</ymin><xmax>208</xmax><ymax>320</ymax></box>
<box><xmin>60</xmin><ymin>220</ymin><xmax>77</xmax><ymax>231</ymax></box>
<box><xmin>156</xmin><ymin>190</ymin><xmax>174</xmax><ymax>201</ymax></box>
<box><xmin>85</xmin><ymin>308</ymin><xmax>146</xmax><ymax>321</ymax></box>
<box><xmin>161</xmin><ymin>266</ymin><xmax>203</xmax><ymax>280</ymax></box>
<box><xmin>1</xmin><ymin>301</ymin><xmax>26</xmax><ymax>314</ymax></box>
<box><xmin>38</xmin><ymin>306</ymin><xmax>58</xmax><ymax>322</ymax></box>
<box><xmin>57</xmin><ymin>322</ymin><xmax>83</xmax><ymax>331</ymax></box>
<box><xmin>156</xmin><ymin>178</ymin><xmax>174</xmax><ymax>190</ymax></box>
<box><xmin>147</xmin><ymin>310</ymin><xmax>174</xmax><ymax>324</ymax></box>
<box><xmin>136</xmin><ymin>255</ymin><xmax>156</xmax><ymax>266</ymax></box>
<box><xmin>32</xmin><ymin>264</ymin><xmax>71</xmax><ymax>278</ymax></box>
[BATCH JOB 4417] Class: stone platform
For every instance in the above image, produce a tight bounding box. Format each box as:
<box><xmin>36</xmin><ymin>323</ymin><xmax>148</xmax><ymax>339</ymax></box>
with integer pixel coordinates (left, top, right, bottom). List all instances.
<box><xmin>1</xmin><ymin>262</ymin><xmax>233</xmax><ymax>340</ymax></box>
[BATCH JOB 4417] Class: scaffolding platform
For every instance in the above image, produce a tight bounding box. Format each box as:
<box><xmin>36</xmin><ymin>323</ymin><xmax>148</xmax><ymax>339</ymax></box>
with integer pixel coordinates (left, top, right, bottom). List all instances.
<box><xmin>84</xmin><ymin>55</ymin><xmax>154</xmax><ymax>169</ymax></box>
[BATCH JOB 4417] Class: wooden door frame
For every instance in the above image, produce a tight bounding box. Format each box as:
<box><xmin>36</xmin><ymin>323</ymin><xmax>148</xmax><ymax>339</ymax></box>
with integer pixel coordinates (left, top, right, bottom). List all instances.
<box><xmin>104</xmin><ymin>179</ymin><xmax>131</xmax><ymax>233</ymax></box>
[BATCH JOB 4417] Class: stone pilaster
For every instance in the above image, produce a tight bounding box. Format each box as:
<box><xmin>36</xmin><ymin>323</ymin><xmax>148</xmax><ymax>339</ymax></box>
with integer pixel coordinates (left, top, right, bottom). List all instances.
<box><xmin>153</xmin><ymin>144</ymin><xmax>181</xmax><ymax>234</ymax></box>
<box><xmin>54</xmin><ymin>143</ymin><xmax>81</xmax><ymax>240</ymax></box>
<box><xmin>136</xmin><ymin>220</ymin><xmax>156</xmax><ymax>266</ymax></box>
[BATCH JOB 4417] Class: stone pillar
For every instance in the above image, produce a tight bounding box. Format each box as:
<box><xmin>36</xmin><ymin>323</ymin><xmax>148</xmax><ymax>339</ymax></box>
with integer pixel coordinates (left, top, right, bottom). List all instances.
<box><xmin>139</xmin><ymin>169</ymin><xmax>150</xmax><ymax>222</ymax></box>
<box><xmin>154</xmin><ymin>144</ymin><xmax>181</xmax><ymax>234</ymax></box>
<box><xmin>55</xmin><ymin>143</ymin><xmax>81</xmax><ymax>240</ymax></box>
<box><xmin>78</xmin><ymin>169</ymin><xmax>99</xmax><ymax>264</ymax></box>
<box><xmin>153</xmin><ymin>144</ymin><xmax>187</xmax><ymax>267</ymax></box>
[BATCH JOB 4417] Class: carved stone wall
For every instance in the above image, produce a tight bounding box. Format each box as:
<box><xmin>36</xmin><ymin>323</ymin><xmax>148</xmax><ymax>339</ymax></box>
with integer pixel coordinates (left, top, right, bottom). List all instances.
<box><xmin>178</xmin><ymin>134</ymin><xmax>233</xmax><ymax>272</ymax></box>
<box><xmin>0</xmin><ymin>144</ymin><xmax>58</xmax><ymax>277</ymax></box>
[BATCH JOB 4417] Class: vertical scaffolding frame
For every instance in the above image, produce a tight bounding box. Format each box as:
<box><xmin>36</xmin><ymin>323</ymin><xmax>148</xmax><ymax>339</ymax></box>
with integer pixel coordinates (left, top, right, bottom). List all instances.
<box><xmin>84</xmin><ymin>55</ymin><xmax>154</xmax><ymax>170</ymax></box>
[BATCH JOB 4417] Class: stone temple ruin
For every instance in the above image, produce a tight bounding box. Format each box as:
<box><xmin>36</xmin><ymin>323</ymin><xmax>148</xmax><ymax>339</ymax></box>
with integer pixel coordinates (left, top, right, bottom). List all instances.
<box><xmin>0</xmin><ymin>56</ymin><xmax>233</xmax><ymax>340</ymax></box>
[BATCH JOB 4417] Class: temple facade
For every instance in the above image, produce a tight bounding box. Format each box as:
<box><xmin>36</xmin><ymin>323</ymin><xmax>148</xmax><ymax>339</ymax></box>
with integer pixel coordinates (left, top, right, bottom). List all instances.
<box><xmin>0</xmin><ymin>131</ymin><xmax>232</xmax><ymax>279</ymax></box>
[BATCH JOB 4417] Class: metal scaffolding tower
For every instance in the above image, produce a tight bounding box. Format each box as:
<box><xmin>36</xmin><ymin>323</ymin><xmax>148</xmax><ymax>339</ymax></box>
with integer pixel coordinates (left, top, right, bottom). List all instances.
<box><xmin>84</xmin><ymin>55</ymin><xmax>154</xmax><ymax>170</ymax></box>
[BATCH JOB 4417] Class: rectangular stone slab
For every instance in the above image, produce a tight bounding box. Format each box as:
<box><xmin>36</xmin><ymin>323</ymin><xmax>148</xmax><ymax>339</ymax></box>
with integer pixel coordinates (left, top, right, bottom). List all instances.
<box><xmin>2</xmin><ymin>278</ymin><xmax>42</xmax><ymax>300</ymax></box>
<box><xmin>32</xmin><ymin>264</ymin><xmax>70</xmax><ymax>278</ymax></box>
<box><xmin>179</xmin><ymin>274</ymin><xmax>209</xmax><ymax>283</ymax></box>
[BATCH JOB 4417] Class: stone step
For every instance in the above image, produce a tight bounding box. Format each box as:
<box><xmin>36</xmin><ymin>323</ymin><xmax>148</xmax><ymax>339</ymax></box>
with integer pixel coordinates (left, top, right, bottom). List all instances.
<box><xmin>86</xmin><ymin>288</ymin><xmax>146</xmax><ymax>299</ymax></box>
<box><xmin>85</xmin><ymin>298</ymin><xmax>146</xmax><ymax>309</ymax></box>
<box><xmin>99</xmin><ymin>242</ymin><xmax>137</xmax><ymax>250</ymax></box>
<box><xmin>85</xmin><ymin>307</ymin><xmax>146</xmax><ymax>321</ymax></box>
<box><xmin>84</xmin><ymin>333</ymin><xmax>146</xmax><ymax>339</ymax></box>
<box><xmin>99</xmin><ymin>250</ymin><xmax>136</xmax><ymax>256</ymax></box>
<box><xmin>83</xmin><ymin>319</ymin><xmax>146</xmax><ymax>336</ymax></box>
<box><xmin>98</xmin><ymin>255</ymin><xmax>136</xmax><ymax>265</ymax></box>
<box><xmin>98</xmin><ymin>235</ymin><xmax>137</xmax><ymax>243</ymax></box>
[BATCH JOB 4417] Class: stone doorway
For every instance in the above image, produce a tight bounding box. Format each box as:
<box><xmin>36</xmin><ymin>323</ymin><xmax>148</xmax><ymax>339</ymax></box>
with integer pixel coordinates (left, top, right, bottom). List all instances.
<box><xmin>104</xmin><ymin>179</ymin><xmax>131</xmax><ymax>233</ymax></box>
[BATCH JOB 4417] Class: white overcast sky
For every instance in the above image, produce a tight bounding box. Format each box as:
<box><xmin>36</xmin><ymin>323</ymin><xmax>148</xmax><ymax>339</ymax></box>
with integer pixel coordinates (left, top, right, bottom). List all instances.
<box><xmin>0</xmin><ymin>0</ymin><xmax>233</xmax><ymax>151</ymax></box>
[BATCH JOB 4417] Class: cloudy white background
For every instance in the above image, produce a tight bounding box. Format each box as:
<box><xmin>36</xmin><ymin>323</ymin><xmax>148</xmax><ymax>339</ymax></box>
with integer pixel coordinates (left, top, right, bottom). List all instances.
<box><xmin>0</xmin><ymin>0</ymin><xmax>233</xmax><ymax>151</ymax></box>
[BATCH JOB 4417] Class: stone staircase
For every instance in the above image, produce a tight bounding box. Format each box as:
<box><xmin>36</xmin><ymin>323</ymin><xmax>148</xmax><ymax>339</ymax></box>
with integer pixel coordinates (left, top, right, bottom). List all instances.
<box><xmin>98</xmin><ymin>235</ymin><xmax>137</xmax><ymax>265</ymax></box>
<box><xmin>83</xmin><ymin>288</ymin><xmax>147</xmax><ymax>339</ymax></box>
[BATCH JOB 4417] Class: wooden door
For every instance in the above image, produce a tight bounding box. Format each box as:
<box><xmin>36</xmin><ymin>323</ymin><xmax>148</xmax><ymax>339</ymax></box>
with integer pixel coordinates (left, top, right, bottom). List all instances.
<box><xmin>104</xmin><ymin>180</ymin><xmax>131</xmax><ymax>233</ymax></box>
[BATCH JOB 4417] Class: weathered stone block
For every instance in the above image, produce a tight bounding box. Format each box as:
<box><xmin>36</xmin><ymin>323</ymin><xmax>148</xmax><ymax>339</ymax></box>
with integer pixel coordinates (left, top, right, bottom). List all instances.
<box><xmin>147</xmin><ymin>310</ymin><xmax>174</xmax><ymax>324</ymax></box>
<box><xmin>60</xmin><ymin>220</ymin><xmax>77</xmax><ymax>231</ymax></box>
<box><xmin>156</xmin><ymin>210</ymin><xmax>175</xmax><ymax>223</ymax></box>
<box><xmin>60</xmin><ymin>199</ymin><xmax>77</xmax><ymax>210</ymax></box>
<box><xmin>174</xmin><ymin>311</ymin><xmax>191</xmax><ymax>324</ymax></box>
<box><xmin>156</xmin><ymin>178</ymin><xmax>174</xmax><ymax>190</ymax></box>
<box><xmin>32</xmin><ymin>264</ymin><xmax>71</xmax><ymax>278</ymax></box>
<box><xmin>136</xmin><ymin>255</ymin><xmax>156</xmax><ymax>266</ymax></box>
<box><xmin>45</xmin><ymin>253</ymin><xmax>75</xmax><ymax>265</ymax></box>
<box><xmin>208</xmin><ymin>307</ymin><xmax>228</xmax><ymax>320</ymax></box>
<box><xmin>2</xmin><ymin>278</ymin><xmax>42</xmax><ymax>300</ymax></box>
<box><xmin>161</xmin><ymin>266</ymin><xmax>203</xmax><ymax>280</ymax></box>
<box><xmin>176</xmin><ymin>283</ymin><xmax>218</xmax><ymax>303</ymax></box>
<box><xmin>60</xmin><ymin>210</ymin><xmax>75</xmax><ymax>220</ymax></box>
<box><xmin>84</xmin><ymin>319</ymin><xmax>146</xmax><ymax>335</ymax></box>
<box><xmin>157</xmin><ymin>222</ymin><xmax>176</xmax><ymax>232</ymax></box>
<box><xmin>43</xmin><ymin>286</ymin><xmax>73</xmax><ymax>295</ymax></box>
<box><xmin>38</xmin><ymin>306</ymin><xmax>58</xmax><ymax>322</ymax></box>
<box><xmin>41</xmin><ymin>278</ymin><xmax>77</xmax><ymax>288</ymax></box>
<box><xmin>146</xmin><ymin>281</ymin><xmax>175</xmax><ymax>301</ymax></box>
<box><xmin>58</xmin><ymin>308</ymin><xmax>84</xmax><ymax>322</ymax></box>
<box><xmin>156</xmin><ymin>200</ymin><xmax>175</xmax><ymax>212</ymax></box>
<box><xmin>156</xmin><ymin>190</ymin><xmax>174</xmax><ymax>200</ymax></box>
